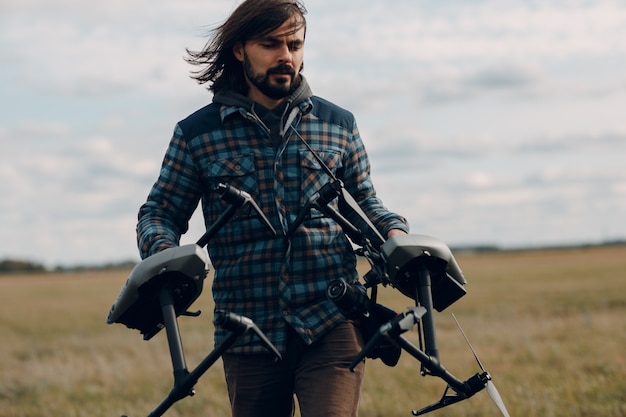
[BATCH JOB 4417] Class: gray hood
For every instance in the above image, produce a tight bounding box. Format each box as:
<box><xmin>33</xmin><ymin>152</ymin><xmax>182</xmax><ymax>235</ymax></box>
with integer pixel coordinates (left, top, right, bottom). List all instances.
<box><xmin>212</xmin><ymin>75</ymin><xmax>313</xmax><ymax>116</ymax></box>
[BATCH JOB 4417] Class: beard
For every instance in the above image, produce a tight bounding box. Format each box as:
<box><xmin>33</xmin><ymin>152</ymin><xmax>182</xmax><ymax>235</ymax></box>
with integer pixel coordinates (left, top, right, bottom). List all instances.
<box><xmin>243</xmin><ymin>56</ymin><xmax>301</xmax><ymax>100</ymax></box>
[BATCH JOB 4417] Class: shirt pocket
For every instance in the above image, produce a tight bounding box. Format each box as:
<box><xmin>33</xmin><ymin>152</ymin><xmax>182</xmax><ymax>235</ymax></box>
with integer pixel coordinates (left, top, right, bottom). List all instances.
<box><xmin>299</xmin><ymin>148</ymin><xmax>343</xmax><ymax>218</ymax></box>
<box><xmin>206</xmin><ymin>153</ymin><xmax>267</xmax><ymax>232</ymax></box>
<box><xmin>207</xmin><ymin>153</ymin><xmax>258</xmax><ymax>200</ymax></box>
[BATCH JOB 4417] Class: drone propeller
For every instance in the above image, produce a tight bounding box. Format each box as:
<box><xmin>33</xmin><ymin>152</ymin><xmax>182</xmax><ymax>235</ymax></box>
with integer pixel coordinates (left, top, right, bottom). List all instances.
<box><xmin>486</xmin><ymin>378</ymin><xmax>511</xmax><ymax>417</ymax></box>
<box><xmin>452</xmin><ymin>313</ymin><xmax>511</xmax><ymax>417</ymax></box>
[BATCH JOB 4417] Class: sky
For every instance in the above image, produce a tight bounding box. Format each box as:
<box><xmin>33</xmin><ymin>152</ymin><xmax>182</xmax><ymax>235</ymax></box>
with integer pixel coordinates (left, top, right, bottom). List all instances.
<box><xmin>1</xmin><ymin>0</ymin><xmax>625</xmax><ymax>268</ymax></box>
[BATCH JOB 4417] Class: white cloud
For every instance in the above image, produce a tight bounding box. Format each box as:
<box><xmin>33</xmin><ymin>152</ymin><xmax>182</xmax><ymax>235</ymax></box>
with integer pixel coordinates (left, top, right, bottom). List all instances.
<box><xmin>2</xmin><ymin>0</ymin><xmax>626</xmax><ymax>265</ymax></box>
<box><xmin>309</xmin><ymin>0</ymin><xmax>626</xmax><ymax>63</ymax></box>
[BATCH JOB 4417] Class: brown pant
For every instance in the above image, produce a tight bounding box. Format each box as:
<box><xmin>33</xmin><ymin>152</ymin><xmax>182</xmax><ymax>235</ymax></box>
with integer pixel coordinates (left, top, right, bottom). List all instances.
<box><xmin>222</xmin><ymin>321</ymin><xmax>365</xmax><ymax>417</ymax></box>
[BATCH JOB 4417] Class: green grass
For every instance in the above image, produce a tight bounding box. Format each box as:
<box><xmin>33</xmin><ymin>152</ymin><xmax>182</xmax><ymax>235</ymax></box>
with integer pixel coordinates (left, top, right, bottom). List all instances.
<box><xmin>1</xmin><ymin>245</ymin><xmax>625</xmax><ymax>417</ymax></box>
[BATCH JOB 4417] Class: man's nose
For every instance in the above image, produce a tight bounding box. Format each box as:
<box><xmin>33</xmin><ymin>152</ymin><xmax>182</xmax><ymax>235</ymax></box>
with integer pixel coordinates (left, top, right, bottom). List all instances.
<box><xmin>277</xmin><ymin>43</ymin><xmax>293</xmax><ymax>63</ymax></box>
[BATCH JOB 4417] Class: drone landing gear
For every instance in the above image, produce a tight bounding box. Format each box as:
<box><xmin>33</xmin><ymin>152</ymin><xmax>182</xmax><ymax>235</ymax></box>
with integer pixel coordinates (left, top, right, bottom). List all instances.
<box><xmin>122</xmin><ymin>284</ymin><xmax>280</xmax><ymax>417</ymax></box>
<box><xmin>349</xmin><ymin>236</ymin><xmax>511</xmax><ymax>417</ymax></box>
<box><xmin>107</xmin><ymin>183</ymin><xmax>282</xmax><ymax>417</ymax></box>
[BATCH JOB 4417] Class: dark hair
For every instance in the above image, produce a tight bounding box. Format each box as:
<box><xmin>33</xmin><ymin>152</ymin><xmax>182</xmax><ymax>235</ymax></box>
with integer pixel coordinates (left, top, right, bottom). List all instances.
<box><xmin>186</xmin><ymin>0</ymin><xmax>307</xmax><ymax>94</ymax></box>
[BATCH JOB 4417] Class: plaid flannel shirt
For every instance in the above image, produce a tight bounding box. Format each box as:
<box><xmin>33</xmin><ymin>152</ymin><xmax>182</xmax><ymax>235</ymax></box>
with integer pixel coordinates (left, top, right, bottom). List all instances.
<box><xmin>137</xmin><ymin>92</ymin><xmax>408</xmax><ymax>354</ymax></box>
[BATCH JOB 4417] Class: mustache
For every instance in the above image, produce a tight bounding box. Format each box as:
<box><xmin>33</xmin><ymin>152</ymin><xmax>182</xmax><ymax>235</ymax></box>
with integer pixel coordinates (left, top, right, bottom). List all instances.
<box><xmin>267</xmin><ymin>64</ymin><xmax>296</xmax><ymax>76</ymax></box>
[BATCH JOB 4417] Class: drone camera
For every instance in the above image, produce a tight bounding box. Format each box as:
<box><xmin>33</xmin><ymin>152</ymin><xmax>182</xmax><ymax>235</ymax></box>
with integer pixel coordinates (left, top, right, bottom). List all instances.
<box><xmin>326</xmin><ymin>278</ymin><xmax>370</xmax><ymax>318</ymax></box>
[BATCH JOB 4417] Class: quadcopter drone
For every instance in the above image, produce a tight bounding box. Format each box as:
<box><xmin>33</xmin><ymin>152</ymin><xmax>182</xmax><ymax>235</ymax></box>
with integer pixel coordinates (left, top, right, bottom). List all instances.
<box><xmin>107</xmin><ymin>152</ymin><xmax>512</xmax><ymax>417</ymax></box>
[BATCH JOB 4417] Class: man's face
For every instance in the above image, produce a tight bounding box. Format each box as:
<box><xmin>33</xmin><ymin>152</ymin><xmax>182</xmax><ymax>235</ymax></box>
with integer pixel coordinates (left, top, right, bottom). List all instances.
<box><xmin>234</xmin><ymin>17</ymin><xmax>305</xmax><ymax>106</ymax></box>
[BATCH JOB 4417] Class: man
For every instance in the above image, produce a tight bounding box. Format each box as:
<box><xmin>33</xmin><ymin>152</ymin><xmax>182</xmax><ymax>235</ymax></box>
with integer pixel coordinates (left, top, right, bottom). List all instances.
<box><xmin>137</xmin><ymin>1</ymin><xmax>409</xmax><ymax>416</ymax></box>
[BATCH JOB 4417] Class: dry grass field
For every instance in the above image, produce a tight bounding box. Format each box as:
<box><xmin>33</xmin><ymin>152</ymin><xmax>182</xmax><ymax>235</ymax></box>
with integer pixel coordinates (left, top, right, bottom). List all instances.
<box><xmin>1</xmin><ymin>245</ymin><xmax>625</xmax><ymax>417</ymax></box>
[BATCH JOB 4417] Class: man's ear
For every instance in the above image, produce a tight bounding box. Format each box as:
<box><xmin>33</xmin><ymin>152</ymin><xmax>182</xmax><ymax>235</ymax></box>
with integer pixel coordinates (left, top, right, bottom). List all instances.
<box><xmin>233</xmin><ymin>42</ymin><xmax>244</xmax><ymax>62</ymax></box>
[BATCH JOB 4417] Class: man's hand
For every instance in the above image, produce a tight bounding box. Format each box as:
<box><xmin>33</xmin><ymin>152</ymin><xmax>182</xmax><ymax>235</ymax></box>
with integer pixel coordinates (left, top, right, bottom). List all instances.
<box><xmin>387</xmin><ymin>229</ymin><xmax>407</xmax><ymax>238</ymax></box>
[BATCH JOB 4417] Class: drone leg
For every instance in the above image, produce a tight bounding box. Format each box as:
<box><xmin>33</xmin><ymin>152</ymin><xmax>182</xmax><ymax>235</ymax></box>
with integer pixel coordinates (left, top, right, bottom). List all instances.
<box><xmin>144</xmin><ymin>313</ymin><xmax>256</xmax><ymax>417</ymax></box>
<box><xmin>158</xmin><ymin>289</ymin><xmax>190</xmax><ymax>385</ymax></box>
<box><xmin>416</xmin><ymin>268</ymin><xmax>439</xmax><ymax>361</ymax></box>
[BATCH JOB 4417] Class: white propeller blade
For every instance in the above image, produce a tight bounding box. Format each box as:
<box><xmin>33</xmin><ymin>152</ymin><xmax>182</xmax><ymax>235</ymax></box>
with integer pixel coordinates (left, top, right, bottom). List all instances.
<box><xmin>486</xmin><ymin>380</ymin><xmax>511</xmax><ymax>417</ymax></box>
<box><xmin>452</xmin><ymin>313</ymin><xmax>512</xmax><ymax>417</ymax></box>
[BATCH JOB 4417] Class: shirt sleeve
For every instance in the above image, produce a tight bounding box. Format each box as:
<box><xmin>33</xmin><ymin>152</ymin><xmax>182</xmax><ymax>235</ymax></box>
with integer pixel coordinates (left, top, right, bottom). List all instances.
<box><xmin>340</xmin><ymin>119</ymin><xmax>409</xmax><ymax>243</ymax></box>
<box><xmin>136</xmin><ymin>124</ymin><xmax>203</xmax><ymax>258</ymax></box>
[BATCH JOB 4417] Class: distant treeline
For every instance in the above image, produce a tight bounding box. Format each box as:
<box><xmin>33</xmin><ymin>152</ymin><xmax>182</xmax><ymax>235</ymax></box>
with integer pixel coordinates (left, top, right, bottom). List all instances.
<box><xmin>1</xmin><ymin>239</ymin><xmax>624</xmax><ymax>274</ymax></box>
<box><xmin>452</xmin><ymin>240</ymin><xmax>626</xmax><ymax>253</ymax></box>
<box><xmin>468</xmin><ymin>239</ymin><xmax>625</xmax><ymax>252</ymax></box>
<box><xmin>0</xmin><ymin>259</ymin><xmax>47</xmax><ymax>273</ymax></box>
<box><xmin>0</xmin><ymin>258</ymin><xmax>138</xmax><ymax>274</ymax></box>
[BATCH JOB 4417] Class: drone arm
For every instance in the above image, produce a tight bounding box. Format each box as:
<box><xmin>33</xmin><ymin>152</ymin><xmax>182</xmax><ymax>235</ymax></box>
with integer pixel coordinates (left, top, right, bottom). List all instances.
<box><xmin>349</xmin><ymin>301</ymin><xmax>477</xmax><ymax>397</ymax></box>
<box><xmin>218</xmin><ymin>184</ymin><xmax>277</xmax><ymax>237</ymax></box>
<box><xmin>196</xmin><ymin>183</ymin><xmax>277</xmax><ymax>248</ymax></box>
<box><xmin>348</xmin><ymin>309</ymin><xmax>490</xmax><ymax>416</ymax></box>
<box><xmin>195</xmin><ymin>200</ymin><xmax>238</xmax><ymax>248</ymax></box>
<box><xmin>145</xmin><ymin>328</ymin><xmax>242</xmax><ymax>417</ymax></box>
<box><xmin>411</xmin><ymin>388</ymin><xmax>468</xmax><ymax>416</ymax></box>
<box><xmin>410</xmin><ymin>372</ymin><xmax>490</xmax><ymax>416</ymax></box>
<box><xmin>392</xmin><ymin>334</ymin><xmax>468</xmax><ymax>394</ymax></box>
<box><xmin>313</xmin><ymin>194</ymin><xmax>369</xmax><ymax>247</ymax></box>
<box><xmin>144</xmin><ymin>311</ymin><xmax>280</xmax><ymax>417</ymax></box>
<box><xmin>349</xmin><ymin>307</ymin><xmax>427</xmax><ymax>371</ymax></box>
<box><xmin>285</xmin><ymin>181</ymin><xmax>338</xmax><ymax>238</ymax></box>
<box><xmin>215</xmin><ymin>310</ymin><xmax>282</xmax><ymax>361</ymax></box>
